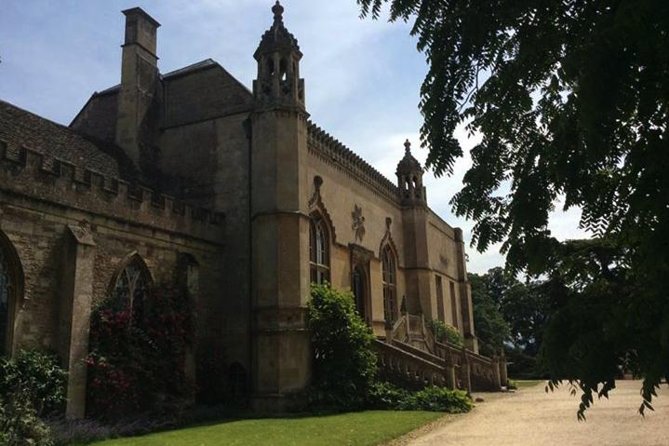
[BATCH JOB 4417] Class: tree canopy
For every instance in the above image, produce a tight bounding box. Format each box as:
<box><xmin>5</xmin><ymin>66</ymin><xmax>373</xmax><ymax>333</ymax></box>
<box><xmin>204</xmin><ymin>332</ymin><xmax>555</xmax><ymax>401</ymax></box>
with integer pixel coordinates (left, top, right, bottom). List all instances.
<box><xmin>359</xmin><ymin>0</ymin><xmax>669</xmax><ymax>417</ymax></box>
<box><xmin>468</xmin><ymin>270</ymin><xmax>510</xmax><ymax>357</ymax></box>
<box><xmin>469</xmin><ymin>267</ymin><xmax>549</xmax><ymax>381</ymax></box>
<box><xmin>471</xmin><ymin>267</ymin><xmax>549</xmax><ymax>357</ymax></box>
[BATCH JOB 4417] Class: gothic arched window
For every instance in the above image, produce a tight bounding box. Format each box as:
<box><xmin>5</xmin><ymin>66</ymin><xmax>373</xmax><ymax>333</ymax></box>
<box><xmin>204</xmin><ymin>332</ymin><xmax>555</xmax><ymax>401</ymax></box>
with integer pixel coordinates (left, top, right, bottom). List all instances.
<box><xmin>309</xmin><ymin>216</ymin><xmax>330</xmax><ymax>284</ymax></box>
<box><xmin>111</xmin><ymin>254</ymin><xmax>152</xmax><ymax>319</ymax></box>
<box><xmin>0</xmin><ymin>231</ymin><xmax>22</xmax><ymax>356</ymax></box>
<box><xmin>382</xmin><ymin>246</ymin><xmax>398</xmax><ymax>324</ymax></box>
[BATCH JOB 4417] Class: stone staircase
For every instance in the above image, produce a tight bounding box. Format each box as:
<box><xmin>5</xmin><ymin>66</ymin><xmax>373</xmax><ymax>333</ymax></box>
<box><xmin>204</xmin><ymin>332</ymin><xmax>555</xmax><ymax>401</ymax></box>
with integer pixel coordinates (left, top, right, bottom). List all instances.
<box><xmin>375</xmin><ymin>313</ymin><xmax>507</xmax><ymax>392</ymax></box>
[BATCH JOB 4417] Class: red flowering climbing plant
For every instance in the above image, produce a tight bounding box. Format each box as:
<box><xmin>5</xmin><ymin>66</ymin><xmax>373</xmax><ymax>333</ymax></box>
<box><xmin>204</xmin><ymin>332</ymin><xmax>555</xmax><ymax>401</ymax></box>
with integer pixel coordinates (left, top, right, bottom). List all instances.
<box><xmin>86</xmin><ymin>286</ymin><xmax>193</xmax><ymax>419</ymax></box>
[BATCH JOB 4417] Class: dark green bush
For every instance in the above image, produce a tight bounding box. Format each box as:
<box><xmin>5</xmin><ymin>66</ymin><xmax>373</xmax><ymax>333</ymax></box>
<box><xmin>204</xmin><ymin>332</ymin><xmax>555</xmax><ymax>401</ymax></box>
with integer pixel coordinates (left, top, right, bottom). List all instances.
<box><xmin>307</xmin><ymin>284</ymin><xmax>377</xmax><ymax>409</ymax></box>
<box><xmin>429</xmin><ymin>319</ymin><xmax>464</xmax><ymax>347</ymax></box>
<box><xmin>0</xmin><ymin>392</ymin><xmax>54</xmax><ymax>446</ymax></box>
<box><xmin>369</xmin><ymin>382</ymin><xmax>472</xmax><ymax>413</ymax></box>
<box><xmin>399</xmin><ymin>386</ymin><xmax>472</xmax><ymax>413</ymax></box>
<box><xmin>0</xmin><ymin>350</ymin><xmax>66</xmax><ymax>417</ymax></box>
<box><xmin>367</xmin><ymin>381</ymin><xmax>409</xmax><ymax>409</ymax></box>
<box><xmin>306</xmin><ymin>284</ymin><xmax>472</xmax><ymax>413</ymax></box>
<box><xmin>0</xmin><ymin>351</ymin><xmax>65</xmax><ymax>445</ymax></box>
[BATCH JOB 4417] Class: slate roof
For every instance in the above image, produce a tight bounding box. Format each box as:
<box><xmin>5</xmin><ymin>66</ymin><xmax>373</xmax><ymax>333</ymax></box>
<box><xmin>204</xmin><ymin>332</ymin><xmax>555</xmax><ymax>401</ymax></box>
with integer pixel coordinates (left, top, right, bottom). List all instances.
<box><xmin>0</xmin><ymin>99</ymin><xmax>133</xmax><ymax>178</ymax></box>
<box><xmin>91</xmin><ymin>59</ymin><xmax>221</xmax><ymax>97</ymax></box>
<box><xmin>71</xmin><ymin>58</ymin><xmax>253</xmax><ymax>135</ymax></box>
<box><xmin>163</xmin><ymin>58</ymin><xmax>218</xmax><ymax>79</ymax></box>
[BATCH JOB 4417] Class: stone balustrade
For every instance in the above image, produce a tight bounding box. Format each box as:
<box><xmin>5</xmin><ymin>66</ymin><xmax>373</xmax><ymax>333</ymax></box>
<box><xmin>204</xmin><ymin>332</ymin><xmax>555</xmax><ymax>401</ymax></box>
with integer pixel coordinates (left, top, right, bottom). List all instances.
<box><xmin>373</xmin><ymin>340</ymin><xmax>449</xmax><ymax>388</ymax></box>
<box><xmin>378</xmin><ymin>313</ymin><xmax>508</xmax><ymax>393</ymax></box>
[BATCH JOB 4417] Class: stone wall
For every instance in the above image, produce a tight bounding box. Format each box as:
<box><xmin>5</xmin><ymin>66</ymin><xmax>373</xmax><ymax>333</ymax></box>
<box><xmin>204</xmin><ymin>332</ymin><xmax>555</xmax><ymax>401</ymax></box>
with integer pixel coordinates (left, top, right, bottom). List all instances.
<box><xmin>160</xmin><ymin>109</ymin><xmax>252</xmax><ymax>369</ymax></box>
<box><xmin>0</xmin><ymin>139</ymin><xmax>226</xmax><ymax>416</ymax></box>
<box><xmin>306</xmin><ymin>126</ymin><xmax>472</xmax><ymax>339</ymax></box>
<box><xmin>163</xmin><ymin>65</ymin><xmax>253</xmax><ymax>129</ymax></box>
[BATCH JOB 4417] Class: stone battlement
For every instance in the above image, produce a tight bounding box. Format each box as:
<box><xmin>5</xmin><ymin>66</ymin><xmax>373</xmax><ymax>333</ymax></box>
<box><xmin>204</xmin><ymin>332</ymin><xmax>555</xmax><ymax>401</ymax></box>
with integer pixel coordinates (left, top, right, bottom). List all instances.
<box><xmin>0</xmin><ymin>140</ymin><xmax>224</xmax><ymax>240</ymax></box>
<box><xmin>307</xmin><ymin>121</ymin><xmax>400</xmax><ymax>204</ymax></box>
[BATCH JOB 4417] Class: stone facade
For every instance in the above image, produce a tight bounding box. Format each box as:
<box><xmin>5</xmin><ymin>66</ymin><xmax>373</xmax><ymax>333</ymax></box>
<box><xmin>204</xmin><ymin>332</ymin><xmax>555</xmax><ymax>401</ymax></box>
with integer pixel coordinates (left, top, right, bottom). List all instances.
<box><xmin>0</xmin><ymin>3</ymin><xmax>485</xmax><ymax>417</ymax></box>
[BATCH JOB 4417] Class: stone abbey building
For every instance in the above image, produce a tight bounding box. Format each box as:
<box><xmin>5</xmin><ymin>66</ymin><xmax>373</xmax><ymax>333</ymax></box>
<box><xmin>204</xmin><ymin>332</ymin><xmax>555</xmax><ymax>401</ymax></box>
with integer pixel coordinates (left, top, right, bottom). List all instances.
<box><xmin>0</xmin><ymin>3</ymin><xmax>504</xmax><ymax>417</ymax></box>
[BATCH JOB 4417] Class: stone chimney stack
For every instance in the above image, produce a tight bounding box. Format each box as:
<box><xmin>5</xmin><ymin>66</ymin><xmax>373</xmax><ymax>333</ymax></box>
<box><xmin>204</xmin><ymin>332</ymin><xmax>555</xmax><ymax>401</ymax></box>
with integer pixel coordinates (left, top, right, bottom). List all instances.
<box><xmin>115</xmin><ymin>7</ymin><xmax>160</xmax><ymax>170</ymax></box>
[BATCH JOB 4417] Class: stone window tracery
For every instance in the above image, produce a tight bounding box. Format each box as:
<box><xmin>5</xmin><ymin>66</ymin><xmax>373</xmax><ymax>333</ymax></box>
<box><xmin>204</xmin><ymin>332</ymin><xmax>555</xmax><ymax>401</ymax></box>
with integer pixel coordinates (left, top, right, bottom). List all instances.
<box><xmin>309</xmin><ymin>216</ymin><xmax>330</xmax><ymax>284</ymax></box>
<box><xmin>382</xmin><ymin>246</ymin><xmax>398</xmax><ymax>324</ymax></box>
<box><xmin>111</xmin><ymin>254</ymin><xmax>151</xmax><ymax>319</ymax></box>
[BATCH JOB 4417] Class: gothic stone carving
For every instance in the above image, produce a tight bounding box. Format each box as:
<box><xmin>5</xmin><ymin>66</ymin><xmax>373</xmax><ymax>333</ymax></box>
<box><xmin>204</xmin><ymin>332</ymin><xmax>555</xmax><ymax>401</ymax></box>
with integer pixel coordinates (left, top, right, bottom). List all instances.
<box><xmin>352</xmin><ymin>204</ymin><xmax>365</xmax><ymax>242</ymax></box>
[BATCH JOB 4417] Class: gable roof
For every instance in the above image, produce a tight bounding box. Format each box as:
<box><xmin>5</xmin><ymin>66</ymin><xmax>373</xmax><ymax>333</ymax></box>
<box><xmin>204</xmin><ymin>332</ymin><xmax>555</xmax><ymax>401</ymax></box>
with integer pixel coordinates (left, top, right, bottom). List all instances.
<box><xmin>0</xmin><ymin>99</ymin><xmax>133</xmax><ymax>179</ymax></box>
<box><xmin>70</xmin><ymin>59</ymin><xmax>253</xmax><ymax>136</ymax></box>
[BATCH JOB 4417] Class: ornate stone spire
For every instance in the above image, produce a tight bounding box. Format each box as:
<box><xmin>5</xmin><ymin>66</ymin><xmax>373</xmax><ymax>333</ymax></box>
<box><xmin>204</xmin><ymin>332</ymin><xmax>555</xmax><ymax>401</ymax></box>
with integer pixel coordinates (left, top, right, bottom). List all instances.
<box><xmin>396</xmin><ymin>139</ymin><xmax>423</xmax><ymax>176</ymax></box>
<box><xmin>396</xmin><ymin>139</ymin><xmax>426</xmax><ymax>205</ymax></box>
<box><xmin>272</xmin><ymin>1</ymin><xmax>284</xmax><ymax>24</ymax></box>
<box><xmin>253</xmin><ymin>1</ymin><xmax>305</xmax><ymax>107</ymax></box>
<box><xmin>254</xmin><ymin>1</ymin><xmax>301</xmax><ymax>60</ymax></box>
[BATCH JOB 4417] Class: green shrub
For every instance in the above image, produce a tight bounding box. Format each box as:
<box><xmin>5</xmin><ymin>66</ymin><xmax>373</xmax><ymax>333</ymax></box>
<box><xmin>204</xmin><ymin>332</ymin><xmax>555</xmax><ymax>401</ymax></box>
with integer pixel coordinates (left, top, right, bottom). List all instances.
<box><xmin>368</xmin><ymin>382</ymin><xmax>472</xmax><ymax>413</ymax></box>
<box><xmin>307</xmin><ymin>284</ymin><xmax>377</xmax><ymax>409</ymax></box>
<box><xmin>399</xmin><ymin>386</ymin><xmax>472</xmax><ymax>413</ymax></box>
<box><xmin>367</xmin><ymin>381</ymin><xmax>409</xmax><ymax>409</ymax></box>
<box><xmin>0</xmin><ymin>390</ymin><xmax>55</xmax><ymax>446</ymax></box>
<box><xmin>0</xmin><ymin>350</ymin><xmax>66</xmax><ymax>417</ymax></box>
<box><xmin>429</xmin><ymin>319</ymin><xmax>464</xmax><ymax>347</ymax></box>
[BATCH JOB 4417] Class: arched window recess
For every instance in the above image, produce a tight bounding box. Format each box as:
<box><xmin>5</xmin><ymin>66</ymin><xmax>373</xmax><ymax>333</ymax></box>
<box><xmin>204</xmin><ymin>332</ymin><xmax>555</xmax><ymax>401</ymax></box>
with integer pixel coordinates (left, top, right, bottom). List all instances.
<box><xmin>309</xmin><ymin>212</ymin><xmax>331</xmax><ymax>285</ymax></box>
<box><xmin>381</xmin><ymin>244</ymin><xmax>398</xmax><ymax>325</ymax></box>
<box><xmin>0</xmin><ymin>230</ymin><xmax>24</xmax><ymax>357</ymax></box>
<box><xmin>108</xmin><ymin>252</ymin><xmax>153</xmax><ymax>320</ymax></box>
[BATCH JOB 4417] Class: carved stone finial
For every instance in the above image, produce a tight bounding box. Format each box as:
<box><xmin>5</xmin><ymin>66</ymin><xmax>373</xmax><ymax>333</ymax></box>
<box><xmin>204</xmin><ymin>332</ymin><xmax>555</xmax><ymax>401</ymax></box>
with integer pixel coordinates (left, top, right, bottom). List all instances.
<box><xmin>272</xmin><ymin>1</ymin><xmax>284</xmax><ymax>23</ymax></box>
<box><xmin>396</xmin><ymin>138</ymin><xmax>426</xmax><ymax>204</ymax></box>
<box><xmin>396</xmin><ymin>138</ymin><xmax>422</xmax><ymax>176</ymax></box>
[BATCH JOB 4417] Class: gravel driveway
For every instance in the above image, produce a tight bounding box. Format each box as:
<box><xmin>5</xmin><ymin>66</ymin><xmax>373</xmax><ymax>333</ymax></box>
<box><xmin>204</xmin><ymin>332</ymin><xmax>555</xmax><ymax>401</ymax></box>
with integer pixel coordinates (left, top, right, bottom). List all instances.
<box><xmin>409</xmin><ymin>380</ymin><xmax>669</xmax><ymax>446</ymax></box>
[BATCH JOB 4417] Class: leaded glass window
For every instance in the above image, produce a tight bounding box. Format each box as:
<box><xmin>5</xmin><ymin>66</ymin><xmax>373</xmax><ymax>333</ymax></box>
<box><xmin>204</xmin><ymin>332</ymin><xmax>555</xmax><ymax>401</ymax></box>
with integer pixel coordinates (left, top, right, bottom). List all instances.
<box><xmin>382</xmin><ymin>246</ymin><xmax>397</xmax><ymax>324</ymax></box>
<box><xmin>309</xmin><ymin>217</ymin><xmax>330</xmax><ymax>284</ymax></box>
<box><xmin>111</xmin><ymin>256</ymin><xmax>151</xmax><ymax>319</ymax></box>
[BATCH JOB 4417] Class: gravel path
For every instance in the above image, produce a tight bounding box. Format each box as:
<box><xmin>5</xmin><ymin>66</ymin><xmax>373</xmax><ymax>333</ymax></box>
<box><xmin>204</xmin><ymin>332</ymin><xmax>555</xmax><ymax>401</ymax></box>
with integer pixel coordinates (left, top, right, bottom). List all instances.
<box><xmin>407</xmin><ymin>380</ymin><xmax>669</xmax><ymax>446</ymax></box>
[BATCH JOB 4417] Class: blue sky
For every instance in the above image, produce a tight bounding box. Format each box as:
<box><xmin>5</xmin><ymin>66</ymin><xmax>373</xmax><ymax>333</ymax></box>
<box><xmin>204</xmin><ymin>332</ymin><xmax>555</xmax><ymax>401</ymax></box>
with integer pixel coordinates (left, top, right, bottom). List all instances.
<box><xmin>0</xmin><ymin>0</ymin><xmax>587</xmax><ymax>273</ymax></box>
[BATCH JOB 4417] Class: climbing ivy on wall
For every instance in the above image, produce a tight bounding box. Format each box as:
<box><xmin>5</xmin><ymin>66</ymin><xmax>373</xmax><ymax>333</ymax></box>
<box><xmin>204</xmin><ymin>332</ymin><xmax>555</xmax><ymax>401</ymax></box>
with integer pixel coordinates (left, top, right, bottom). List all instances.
<box><xmin>86</xmin><ymin>286</ymin><xmax>193</xmax><ymax>419</ymax></box>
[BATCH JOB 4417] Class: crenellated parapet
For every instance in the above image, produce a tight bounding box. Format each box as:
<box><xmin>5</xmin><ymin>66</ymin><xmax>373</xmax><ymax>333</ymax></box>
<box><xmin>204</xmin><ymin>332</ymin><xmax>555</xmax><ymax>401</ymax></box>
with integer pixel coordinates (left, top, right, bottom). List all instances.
<box><xmin>0</xmin><ymin>140</ymin><xmax>224</xmax><ymax>242</ymax></box>
<box><xmin>307</xmin><ymin>121</ymin><xmax>400</xmax><ymax>204</ymax></box>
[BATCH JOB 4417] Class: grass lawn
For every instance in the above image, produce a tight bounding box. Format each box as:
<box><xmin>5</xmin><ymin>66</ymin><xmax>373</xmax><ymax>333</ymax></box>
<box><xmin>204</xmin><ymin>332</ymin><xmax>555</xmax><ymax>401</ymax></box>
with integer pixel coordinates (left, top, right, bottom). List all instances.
<box><xmin>89</xmin><ymin>411</ymin><xmax>445</xmax><ymax>446</ymax></box>
<box><xmin>511</xmin><ymin>379</ymin><xmax>544</xmax><ymax>389</ymax></box>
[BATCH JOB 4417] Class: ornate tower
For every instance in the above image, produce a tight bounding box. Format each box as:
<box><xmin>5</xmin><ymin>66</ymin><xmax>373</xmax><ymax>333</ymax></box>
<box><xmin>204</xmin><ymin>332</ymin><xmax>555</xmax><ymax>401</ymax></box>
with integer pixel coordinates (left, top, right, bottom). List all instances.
<box><xmin>250</xmin><ymin>1</ymin><xmax>311</xmax><ymax>410</ymax></box>
<box><xmin>396</xmin><ymin>139</ymin><xmax>427</xmax><ymax>207</ymax></box>
<box><xmin>396</xmin><ymin>140</ymin><xmax>432</xmax><ymax>318</ymax></box>
<box><xmin>253</xmin><ymin>1</ymin><xmax>305</xmax><ymax>109</ymax></box>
